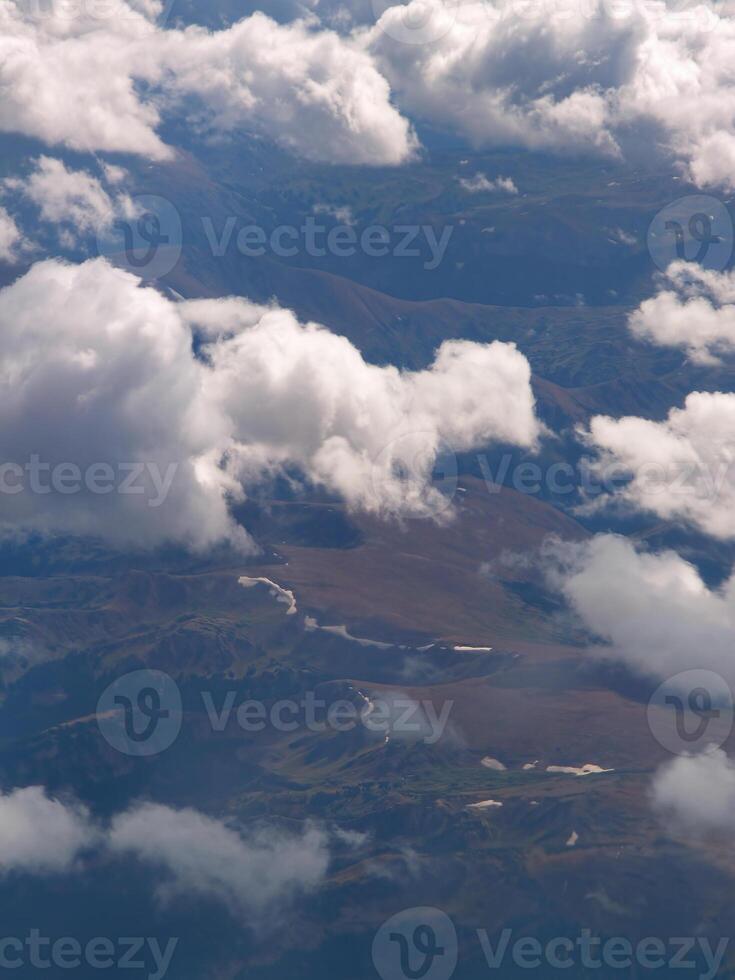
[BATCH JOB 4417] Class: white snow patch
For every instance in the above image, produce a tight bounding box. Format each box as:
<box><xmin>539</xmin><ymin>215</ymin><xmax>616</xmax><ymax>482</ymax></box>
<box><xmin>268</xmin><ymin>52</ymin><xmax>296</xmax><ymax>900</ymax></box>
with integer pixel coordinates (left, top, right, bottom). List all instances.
<box><xmin>305</xmin><ymin>617</ymin><xmax>392</xmax><ymax>648</ymax></box>
<box><xmin>480</xmin><ymin>756</ymin><xmax>506</xmax><ymax>771</ymax></box>
<box><xmin>546</xmin><ymin>763</ymin><xmax>613</xmax><ymax>776</ymax></box>
<box><xmin>238</xmin><ymin>576</ymin><xmax>297</xmax><ymax>615</ymax></box>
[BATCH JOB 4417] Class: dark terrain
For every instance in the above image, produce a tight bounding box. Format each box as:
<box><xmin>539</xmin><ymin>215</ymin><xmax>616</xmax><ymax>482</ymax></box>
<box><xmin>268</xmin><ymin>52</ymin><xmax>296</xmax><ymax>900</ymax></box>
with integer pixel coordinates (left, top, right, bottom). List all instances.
<box><xmin>2</xmin><ymin>129</ymin><xmax>735</xmax><ymax>977</ymax></box>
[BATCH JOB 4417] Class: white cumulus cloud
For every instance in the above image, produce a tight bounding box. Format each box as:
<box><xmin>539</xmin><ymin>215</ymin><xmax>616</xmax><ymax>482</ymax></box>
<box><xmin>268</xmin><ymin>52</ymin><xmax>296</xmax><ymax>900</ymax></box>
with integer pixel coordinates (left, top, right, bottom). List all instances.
<box><xmin>195</xmin><ymin>301</ymin><xmax>541</xmax><ymax>522</ymax></box>
<box><xmin>0</xmin><ymin>257</ymin><xmax>541</xmax><ymax>550</ymax></box>
<box><xmin>0</xmin><ymin>207</ymin><xmax>22</xmax><ymax>264</ymax></box>
<box><xmin>153</xmin><ymin>12</ymin><xmax>417</xmax><ymax>165</ymax></box>
<box><xmin>363</xmin><ymin>0</ymin><xmax>735</xmax><ymax>188</ymax></box>
<box><xmin>9</xmin><ymin>0</ymin><xmax>735</xmax><ymax>181</ymax></box>
<box><xmin>4</xmin><ymin>156</ymin><xmax>136</xmax><ymax>242</ymax></box>
<box><xmin>544</xmin><ymin>533</ymin><xmax>735</xmax><ymax>683</ymax></box>
<box><xmin>0</xmin><ymin>0</ymin><xmax>415</xmax><ymax>165</ymax></box>
<box><xmin>0</xmin><ymin>786</ymin><xmax>98</xmax><ymax>874</ymax></box>
<box><xmin>652</xmin><ymin>748</ymin><xmax>735</xmax><ymax>832</ymax></box>
<box><xmin>581</xmin><ymin>391</ymin><xmax>735</xmax><ymax>540</ymax></box>
<box><xmin>0</xmin><ymin>787</ymin><xmax>333</xmax><ymax>920</ymax></box>
<box><xmin>108</xmin><ymin>803</ymin><xmax>330</xmax><ymax>918</ymax></box>
<box><xmin>630</xmin><ymin>261</ymin><xmax>735</xmax><ymax>364</ymax></box>
<box><xmin>0</xmin><ymin>257</ymin><xmax>243</xmax><ymax>551</ymax></box>
<box><xmin>365</xmin><ymin>0</ymin><xmax>624</xmax><ymax>157</ymax></box>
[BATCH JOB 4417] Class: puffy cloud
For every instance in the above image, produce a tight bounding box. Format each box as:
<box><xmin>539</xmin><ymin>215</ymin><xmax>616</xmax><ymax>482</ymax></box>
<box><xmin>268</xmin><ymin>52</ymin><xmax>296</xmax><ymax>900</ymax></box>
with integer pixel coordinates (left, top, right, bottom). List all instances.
<box><xmin>181</xmin><ymin>296</ymin><xmax>272</xmax><ymax>339</ymax></box>
<box><xmin>544</xmin><ymin>533</ymin><xmax>735</xmax><ymax>682</ymax></box>
<box><xmin>581</xmin><ymin>391</ymin><xmax>735</xmax><ymax>539</ymax></box>
<box><xmin>458</xmin><ymin>173</ymin><xmax>518</xmax><ymax>194</ymax></box>
<box><xmin>100</xmin><ymin>163</ymin><xmax>130</xmax><ymax>185</ymax></box>
<box><xmin>108</xmin><ymin>803</ymin><xmax>330</xmax><ymax>918</ymax></box>
<box><xmin>0</xmin><ymin>257</ymin><xmax>244</xmax><ymax>551</ymax></box>
<box><xmin>11</xmin><ymin>0</ymin><xmax>735</xmax><ymax>179</ymax></box>
<box><xmin>0</xmin><ymin>788</ymin><xmax>332</xmax><ymax>919</ymax></box>
<box><xmin>0</xmin><ymin>257</ymin><xmax>541</xmax><ymax>549</ymax></box>
<box><xmin>177</xmin><ymin>0</ymin><xmax>377</xmax><ymax>31</ymax></box>
<box><xmin>0</xmin><ymin>0</ymin><xmax>170</xmax><ymax>159</ymax></box>
<box><xmin>365</xmin><ymin>0</ymin><xmax>625</xmax><ymax>156</ymax></box>
<box><xmin>195</xmin><ymin>302</ymin><xmax>541</xmax><ymax>521</ymax></box>
<box><xmin>0</xmin><ymin>207</ymin><xmax>22</xmax><ymax>263</ymax></box>
<box><xmin>10</xmin><ymin>0</ymin><xmax>735</xmax><ymax>179</ymax></box>
<box><xmin>4</xmin><ymin>156</ymin><xmax>136</xmax><ymax>242</ymax></box>
<box><xmin>0</xmin><ymin>0</ymin><xmax>415</xmax><ymax>165</ymax></box>
<box><xmin>0</xmin><ymin>786</ymin><xmax>97</xmax><ymax>874</ymax></box>
<box><xmin>153</xmin><ymin>13</ymin><xmax>416</xmax><ymax>165</ymax></box>
<box><xmin>652</xmin><ymin>748</ymin><xmax>735</xmax><ymax>832</ymax></box>
<box><xmin>629</xmin><ymin>261</ymin><xmax>735</xmax><ymax>364</ymax></box>
<box><xmin>363</xmin><ymin>0</ymin><xmax>735</xmax><ymax>188</ymax></box>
